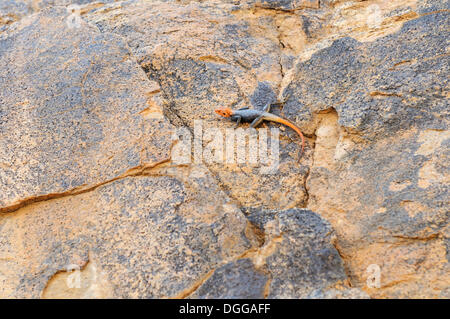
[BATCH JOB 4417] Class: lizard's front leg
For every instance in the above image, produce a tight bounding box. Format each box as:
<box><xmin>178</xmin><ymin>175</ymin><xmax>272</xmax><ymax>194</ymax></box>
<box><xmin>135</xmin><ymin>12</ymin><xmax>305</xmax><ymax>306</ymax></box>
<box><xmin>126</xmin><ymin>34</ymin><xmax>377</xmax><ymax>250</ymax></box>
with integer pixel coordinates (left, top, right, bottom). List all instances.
<box><xmin>232</xmin><ymin>115</ymin><xmax>242</xmax><ymax>128</ymax></box>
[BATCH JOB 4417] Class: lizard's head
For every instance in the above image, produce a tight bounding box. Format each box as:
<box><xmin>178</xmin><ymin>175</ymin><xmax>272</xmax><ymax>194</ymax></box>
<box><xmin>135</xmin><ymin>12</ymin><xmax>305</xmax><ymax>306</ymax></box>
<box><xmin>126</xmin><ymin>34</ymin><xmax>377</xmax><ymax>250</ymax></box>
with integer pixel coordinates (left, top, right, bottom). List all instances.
<box><xmin>215</xmin><ymin>107</ymin><xmax>233</xmax><ymax>118</ymax></box>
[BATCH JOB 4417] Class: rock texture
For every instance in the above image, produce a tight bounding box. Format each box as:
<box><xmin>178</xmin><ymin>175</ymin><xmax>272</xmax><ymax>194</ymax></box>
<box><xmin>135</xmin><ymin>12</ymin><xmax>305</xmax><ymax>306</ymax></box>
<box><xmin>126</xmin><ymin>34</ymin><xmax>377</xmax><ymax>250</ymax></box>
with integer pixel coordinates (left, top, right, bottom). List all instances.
<box><xmin>0</xmin><ymin>7</ymin><xmax>173</xmax><ymax>213</ymax></box>
<box><xmin>0</xmin><ymin>0</ymin><xmax>448</xmax><ymax>299</ymax></box>
<box><xmin>84</xmin><ymin>0</ymin><xmax>312</xmax><ymax>210</ymax></box>
<box><xmin>245</xmin><ymin>209</ymin><xmax>364</xmax><ymax>298</ymax></box>
<box><xmin>192</xmin><ymin>209</ymin><xmax>368</xmax><ymax>299</ymax></box>
<box><xmin>283</xmin><ymin>9</ymin><xmax>449</xmax><ymax>298</ymax></box>
<box><xmin>0</xmin><ymin>167</ymin><xmax>253</xmax><ymax>298</ymax></box>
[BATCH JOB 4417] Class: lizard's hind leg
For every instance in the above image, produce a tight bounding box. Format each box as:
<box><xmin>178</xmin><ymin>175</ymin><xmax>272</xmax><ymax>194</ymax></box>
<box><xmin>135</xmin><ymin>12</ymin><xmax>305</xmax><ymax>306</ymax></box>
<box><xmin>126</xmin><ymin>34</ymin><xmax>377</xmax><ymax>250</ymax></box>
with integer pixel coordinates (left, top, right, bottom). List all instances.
<box><xmin>250</xmin><ymin>115</ymin><xmax>265</xmax><ymax>128</ymax></box>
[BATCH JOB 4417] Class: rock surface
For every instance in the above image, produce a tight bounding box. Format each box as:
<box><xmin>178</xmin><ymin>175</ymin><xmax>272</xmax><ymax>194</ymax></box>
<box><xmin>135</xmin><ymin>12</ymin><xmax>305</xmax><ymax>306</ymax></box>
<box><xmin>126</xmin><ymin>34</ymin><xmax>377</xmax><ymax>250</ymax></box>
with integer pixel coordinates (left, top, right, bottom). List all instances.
<box><xmin>84</xmin><ymin>0</ymin><xmax>313</xmax><ymax>210</ymax></box>
<box><xmin>283</xmin><ymin>10</ymin><xmax>449</xmax><ymax>298</ymax></box>
<box><xmin>0</xmin><ymin>7</ymin><xmax>173</xmax><ymax>212</ymax></box>
<box><xmin>245</xmin><ymin>208</ymin><xmax>360</xmax><ymax>298</ymax></box>
<box><xmin>0</xmin><ymin>166</ymin><xmax>254</xmax><ymax>298</ymax></box>
<box><xmin>192</xmin><ymin>209</ymin><xmax>368</xmax><ymax>299</ymax></box>
<box><xmin>0</xmin><ymin>0</ymin><xmax>448</xmax><ymax>299</ymax></box>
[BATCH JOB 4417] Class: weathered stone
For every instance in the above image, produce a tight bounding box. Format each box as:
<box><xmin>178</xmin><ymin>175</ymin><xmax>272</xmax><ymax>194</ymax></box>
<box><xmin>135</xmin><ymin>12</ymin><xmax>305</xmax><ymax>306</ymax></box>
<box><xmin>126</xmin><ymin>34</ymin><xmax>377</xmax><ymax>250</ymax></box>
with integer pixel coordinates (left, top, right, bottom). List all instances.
<box><xmin>244</xmin><ymin>208</ymin><xmax>355</xmax><ymax>298</ymax></box>
<box><xmin>192</xmin><ymin>208</ymin><xmax>360</xmax><ymax>299</ymax></box>
<box><xmin>85</xmin><ymin>0</ymin><xmax>284</xmax><ymax>125</ymax></box>
<box><xmin>0</xmin><ymin>7</ymin><xmax>256</xmax><ymax>299</ymax></box>
<box><xmin>0</xmin><ymin>8</ymin><xmax>172</xmax><ymax>212</ymax></box>
<box><xmin>83</xmin><ymin>0</ymin><xmax>311</xmax><ymax>210</ymax></box>
<box><xmin>286</xmin><ymin>10</ymin><xmax>450</xmax><ymax>298</ymax></box>
<box><xmin>307</xmin><ymin>128</ymin><xmax>450</xmax><ymax>297</ymax></box>
<box><xmin>0</xmin><ymin>0</ymin><xmax>448</xmax><ymax>300</ymax></box>
<box><xmin>0</xmin><ymin>8</ymin><xmax>255</xmax><ymax>299</ymax></box>
<box><xmin>0</xmin><ymin>166</ymin><xmax>253</xmax><ymax>298</ymax></box>
<box><xmin>306</xmin><ymin>288</ymin><xmax>370</xmax><ymax>299</ymax></box>
<box><xmin>417</xmin><ymin>0</ymin><xmax>449</xmax><ymax>13</ymax></box>
<box><xmin>190</xmin><ymin>258</ymin><xmax>268</xmax><ymax>299</ymax></box>
<box><xmin>0</xmin><ymin>0</ymin><xmax>111</xmax><ymax>31</ymax></box>
<box><xmin>283</xmin><ymin>11</ymin><xmax>449</xmax><ymax>138</ymax></box>
<box><xmin>0</xmin><ymin>0</ymin><xmax>30</xmax><ymax>28</ymax></box>
<box><xmin>257</xmin><ymin>0</ymin><xmax>320</xmax><ymax>10</ymax></box>
<box><xmin>264</xmin><ymin>210</ymin><xmax>347</xmax><ymax>298</ymax></box>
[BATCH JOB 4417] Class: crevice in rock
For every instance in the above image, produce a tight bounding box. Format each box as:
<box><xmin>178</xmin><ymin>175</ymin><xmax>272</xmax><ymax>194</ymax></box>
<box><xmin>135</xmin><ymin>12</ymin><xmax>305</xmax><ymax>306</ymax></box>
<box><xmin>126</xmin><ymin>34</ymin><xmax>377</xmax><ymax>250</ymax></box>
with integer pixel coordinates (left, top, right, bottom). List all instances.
<box><xmin>138</xmin><ymin>60</ymin><xmax>274</xmax><ymax>213</ymax></box>
<box><xmin>252</xmin><ymin>1</ymin><xmax>320</xmax><ymax>14</ymax></box>
<box><xmin>85</xmin><ymin>0</ymin><xmax>322</xmax><ymax>225</ymax></box>
<box><xmin>331</xmin><ymin>241</ymin><xmax>354</xmax><ymax>288</ymax></box>
<box><xmin>263</xmin><ymin>276</ymin><xmax>272</xmax><ymax>298</ymax></box>
<box><xmin>0</xmin><ymin>159</ymin><xmax>171</xmax><ymax>215</ymax></box>
<box><xmin>245</xmin><ymin>220</ymin><xmax>266</xmax><ymax>248</ymax></box>
<box><xmin>275</xmin><ymin>27</ymin><xmax>286</xmax><ymax>80</ymax></box>
<box><xmin>419</xmin><ymin>9</ymin><xmax>450</xmax><ymax>17</ymax></box>
<box><xmin>391</xmin><ymin>233</ymin><xmax>440</xmax><ymax>242</ymax></box>
<box><xmin>171</xmin><ymin>268</ymin><xmax>216</xmax><ymax>299</ymax></box>
<box><xmin>302</xmin><ymin>163</ymin><xmax>312</xmax><ymax>208</ymax></box>
<box><xmin>172</xmin><ymin>225</ymin><xmax>269</xmax><ymax>299</ymax></box>
<box><xmin>379</xmin><ymin>274</ymin><xmax>418</xmax><ymax>290</ymax></box>
<box><xmin>140</xmin><ymin>63</ymin><xmax>194</xmax><ymax>129</ymax></box>
<box><xmin>303</xmin><ymin>108</ymin><xmax>359</xmax><ymax>288</ymax></box>
<box><xmin>41</xmin><ymin>252</ymin><xmax>113</xmax><ymax>299</ymax></box>
<box><xmin>301</xmin><ymin>109</ymin><xmax>339</xmax><ymax>210</ymax></box>
<box><xmin>41</xmin><ymin>253</ymin><xmax>90</xmax><ymax>299</ymax></box>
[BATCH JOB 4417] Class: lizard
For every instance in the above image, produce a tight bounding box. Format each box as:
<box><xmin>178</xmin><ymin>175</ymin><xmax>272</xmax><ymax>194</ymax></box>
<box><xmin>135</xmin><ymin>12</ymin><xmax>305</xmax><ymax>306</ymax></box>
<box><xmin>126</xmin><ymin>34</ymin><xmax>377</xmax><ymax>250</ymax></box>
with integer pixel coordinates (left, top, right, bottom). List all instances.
<box><xmin>215</xmin><ymin>102</ymin><xmax>305</xmax><ymax>158</ymax></box>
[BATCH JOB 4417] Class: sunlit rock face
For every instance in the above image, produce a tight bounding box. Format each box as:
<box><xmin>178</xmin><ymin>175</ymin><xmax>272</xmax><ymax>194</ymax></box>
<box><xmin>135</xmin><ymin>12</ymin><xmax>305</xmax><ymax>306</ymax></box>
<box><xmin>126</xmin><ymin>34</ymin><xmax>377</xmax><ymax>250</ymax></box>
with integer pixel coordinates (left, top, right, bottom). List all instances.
<box><xmin>0</xmin><ymin>0</ymin><xmax>448</xmax><ymax>299</ymax></box>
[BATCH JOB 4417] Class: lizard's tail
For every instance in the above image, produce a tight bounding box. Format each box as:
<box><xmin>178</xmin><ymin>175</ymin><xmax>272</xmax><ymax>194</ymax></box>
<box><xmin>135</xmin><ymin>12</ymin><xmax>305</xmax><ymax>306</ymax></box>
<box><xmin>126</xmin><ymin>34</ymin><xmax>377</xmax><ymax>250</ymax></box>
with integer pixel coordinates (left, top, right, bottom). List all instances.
<box><xmin>270</xmin><ymin>117</ymin><xmax>305</xmax><ymax>158</ymax></box>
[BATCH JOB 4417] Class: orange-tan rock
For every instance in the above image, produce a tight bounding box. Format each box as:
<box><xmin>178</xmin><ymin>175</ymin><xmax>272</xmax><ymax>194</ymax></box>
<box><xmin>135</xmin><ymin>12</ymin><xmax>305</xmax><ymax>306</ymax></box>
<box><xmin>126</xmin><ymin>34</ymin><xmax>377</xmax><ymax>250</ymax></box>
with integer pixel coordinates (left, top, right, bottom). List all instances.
<box><xmin>0</xmin><ymin>0</ymin><xmax>448</xmax><ymax>299</ymax></box>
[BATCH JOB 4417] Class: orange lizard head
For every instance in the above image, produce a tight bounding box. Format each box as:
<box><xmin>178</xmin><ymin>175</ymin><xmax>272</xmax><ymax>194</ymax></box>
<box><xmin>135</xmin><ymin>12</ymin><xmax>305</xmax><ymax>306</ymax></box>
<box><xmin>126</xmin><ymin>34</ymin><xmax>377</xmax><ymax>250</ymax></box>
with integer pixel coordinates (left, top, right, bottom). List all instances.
<box><xmin>215</xmin><ymin>107</ymin><xmax>233</xmax><ymax>118</ymax></box>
